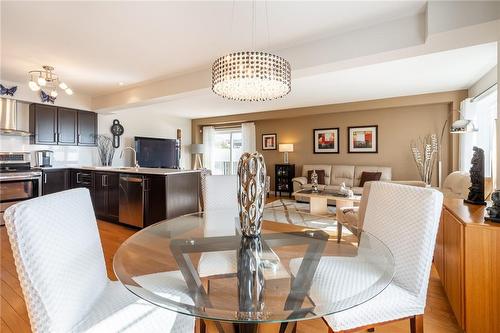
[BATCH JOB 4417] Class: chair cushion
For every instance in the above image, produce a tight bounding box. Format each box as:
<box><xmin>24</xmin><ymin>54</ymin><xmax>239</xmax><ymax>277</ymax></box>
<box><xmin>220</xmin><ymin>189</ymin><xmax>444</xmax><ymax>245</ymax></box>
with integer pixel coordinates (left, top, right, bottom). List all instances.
<box><xmin>330</xmin><ymin>165</ymin><xmax>355</xmax><ymax>187</ymax></box>
<box><xmin>359</xmin><ymin>172</ymin><xmax>382</xmax><ymax>187</ymax></box>
<box><xmin>73</xmin><ymin>272</ymin><xmax>195</xmax><ymax>332</ymax></box>
<box><xmin>301</xmin><ymin>165</ymin><xmax>332</xmax><ymax>185</ymax></box>
<box><xmin>307</xmin><ymin>170</ymin><xmax>326</xmax><ymax>185</ymax></box>
<box><xmin>354</xmin><ymin>166</ymin><xmax>391</xmax><ymax>187</ymax></box>
<box><xmin>324</xmin><ymin>283</ymin><xmax>423</xmax><ymax>331</ymax></box>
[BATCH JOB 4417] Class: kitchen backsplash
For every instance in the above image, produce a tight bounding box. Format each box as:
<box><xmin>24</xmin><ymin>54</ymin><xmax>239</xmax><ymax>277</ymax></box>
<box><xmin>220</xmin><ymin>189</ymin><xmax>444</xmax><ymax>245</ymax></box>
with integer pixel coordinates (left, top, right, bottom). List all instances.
<box><xmin>0</xmin><ymin>135</ymin><xmax>98</xmax><ymax>167</ymax></box>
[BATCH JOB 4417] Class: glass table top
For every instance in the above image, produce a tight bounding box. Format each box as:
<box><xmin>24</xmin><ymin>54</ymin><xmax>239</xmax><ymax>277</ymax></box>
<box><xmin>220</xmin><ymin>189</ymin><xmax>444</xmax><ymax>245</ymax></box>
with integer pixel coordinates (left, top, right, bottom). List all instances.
<box><xmin>113</xmin><ymin>210</ymin><xmax>394</xmax><ymax>323</ymax></box>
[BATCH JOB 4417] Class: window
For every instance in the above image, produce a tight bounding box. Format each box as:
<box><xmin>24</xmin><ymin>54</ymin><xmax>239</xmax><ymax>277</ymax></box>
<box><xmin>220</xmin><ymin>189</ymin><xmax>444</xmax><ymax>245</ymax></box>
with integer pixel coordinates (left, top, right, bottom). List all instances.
<box><xmin>460</xmin><ymin>89</ymin><xmax>497</xmax><ymax>177</ymax></box>
<box><xmin>213</xmin><ymin>128</ymin><xmax>242</xmax><ymax>175</ymax></box>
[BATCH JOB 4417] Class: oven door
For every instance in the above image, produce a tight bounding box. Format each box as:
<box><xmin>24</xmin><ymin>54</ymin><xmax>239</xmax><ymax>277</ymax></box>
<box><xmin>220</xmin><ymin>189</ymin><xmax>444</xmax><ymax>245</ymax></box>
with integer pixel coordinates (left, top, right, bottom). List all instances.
<box><xmin>0</xmin><ymin>177</ymin><xmax>41</xmax><ymax>225</ymax></box>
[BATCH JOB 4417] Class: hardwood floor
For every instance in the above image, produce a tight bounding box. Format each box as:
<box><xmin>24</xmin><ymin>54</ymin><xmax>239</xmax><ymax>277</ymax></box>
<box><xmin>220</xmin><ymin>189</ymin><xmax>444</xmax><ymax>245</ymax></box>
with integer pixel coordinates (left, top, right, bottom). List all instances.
<box><xmin>1</xmin><ymin>202</ymin><xmax>462</xmax><ymax>333</ymax></box>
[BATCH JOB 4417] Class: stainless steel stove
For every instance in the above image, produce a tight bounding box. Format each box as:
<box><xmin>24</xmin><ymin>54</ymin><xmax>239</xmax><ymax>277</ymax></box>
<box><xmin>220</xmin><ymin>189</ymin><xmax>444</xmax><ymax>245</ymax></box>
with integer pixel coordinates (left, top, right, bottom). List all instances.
<box><xmin>0</xmin><ymin>152</ymin><xmax>42</xmax><ymax>225</ymax></box>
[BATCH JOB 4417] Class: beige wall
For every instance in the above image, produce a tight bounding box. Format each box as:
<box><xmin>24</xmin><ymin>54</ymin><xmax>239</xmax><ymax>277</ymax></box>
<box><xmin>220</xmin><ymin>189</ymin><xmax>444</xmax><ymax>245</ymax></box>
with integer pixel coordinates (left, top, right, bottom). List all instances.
<box><xmin>192</xmin><ymin>90</ymin><xmax>467</xmax><ymax>189</ymax></box>
<box><xmin>256</xmin><ymin>103</ymin><xmax>449</xmax><ymax>189</ymax></box>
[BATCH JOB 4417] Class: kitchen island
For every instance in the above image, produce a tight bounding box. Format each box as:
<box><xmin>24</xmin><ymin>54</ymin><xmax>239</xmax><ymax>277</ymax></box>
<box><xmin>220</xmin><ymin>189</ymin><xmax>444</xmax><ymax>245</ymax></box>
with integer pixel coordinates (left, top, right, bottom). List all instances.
<box><xmin>37</xmin><ymin>166</ymin><xmax>200</xmax><ymax>228</ymax></box>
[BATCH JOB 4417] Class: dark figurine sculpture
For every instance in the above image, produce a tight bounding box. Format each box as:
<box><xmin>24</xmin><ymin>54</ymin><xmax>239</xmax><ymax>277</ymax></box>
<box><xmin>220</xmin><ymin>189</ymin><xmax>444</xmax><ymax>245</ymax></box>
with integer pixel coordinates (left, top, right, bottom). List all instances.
<box><xmin>464</xmin><ymin>146</ymin><xmax>486</xmax><ymax>205</ymax></box>
<box><xmin>486</xmin><ymin>190</ymin><xmax>500</xmax><ymax>223</ymax></box>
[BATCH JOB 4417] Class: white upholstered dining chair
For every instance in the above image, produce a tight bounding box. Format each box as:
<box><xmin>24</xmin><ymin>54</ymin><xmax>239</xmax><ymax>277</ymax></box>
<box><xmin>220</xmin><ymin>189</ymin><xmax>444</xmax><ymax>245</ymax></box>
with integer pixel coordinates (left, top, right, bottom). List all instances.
<box><xmin>4</xmin><ymin>188</ymin><xmax>194</xmax><ymax>333</ymax></box>
<box><xmin>301</xmin><ymin>182</ymin><xmax>443</xmax><ymax>333</ymax></box>
<box><xmin>198</xmin><ymin>175</ymin><xmax>239</xmax><ymax>278</ymax></box>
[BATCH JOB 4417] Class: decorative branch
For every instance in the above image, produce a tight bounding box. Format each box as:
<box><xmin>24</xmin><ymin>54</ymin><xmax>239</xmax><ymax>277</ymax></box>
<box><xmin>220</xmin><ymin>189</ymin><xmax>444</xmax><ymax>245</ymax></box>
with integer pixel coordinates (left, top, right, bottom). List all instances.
<box><xmin>410</xmin><ymin>134</ymin><xmax>438</xmax><ymax>186</ymax></box>
<box><xmin>97</xmin><ymin>135</ymin><xmax>115</xmax><ymax>166</ymax></box>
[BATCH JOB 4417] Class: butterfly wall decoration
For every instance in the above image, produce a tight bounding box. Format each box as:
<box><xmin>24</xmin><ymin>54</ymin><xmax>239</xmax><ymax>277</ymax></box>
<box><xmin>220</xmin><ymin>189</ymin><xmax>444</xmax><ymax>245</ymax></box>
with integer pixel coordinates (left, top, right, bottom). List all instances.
<box><xmin>40</xmin><ymin>90</ymin><xmax>56</xmax><ymax>104</ymax></box>
<box><xmin>0</xmin><ymin>84</ymin><xmax>18</xmax><ymax>96</ymax></box>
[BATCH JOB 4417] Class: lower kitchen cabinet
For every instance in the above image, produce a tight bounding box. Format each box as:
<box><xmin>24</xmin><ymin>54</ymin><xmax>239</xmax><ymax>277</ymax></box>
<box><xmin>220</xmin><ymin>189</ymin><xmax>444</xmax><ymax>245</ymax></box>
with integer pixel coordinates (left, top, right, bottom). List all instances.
<box><xmin>42</xmin><ymin>169</ymin><xmax>69</xmax><ymax>195</ymax></box>
<box><xmin>41</xmin><ymin>168</ymin><xmax>199</xmax><ymax>226</ymax></box>
<box><xmin>94</xmin><ymin>172</ymin><xmax>119</xmax><ymax>222</ymax></box>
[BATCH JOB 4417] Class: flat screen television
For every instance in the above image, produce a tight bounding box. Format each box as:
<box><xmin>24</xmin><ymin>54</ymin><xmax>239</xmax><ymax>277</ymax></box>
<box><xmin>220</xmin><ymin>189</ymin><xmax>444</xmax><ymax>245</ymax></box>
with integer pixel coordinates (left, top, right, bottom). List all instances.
<box><xmin>134</xmin><ymin>136</ymin><xmax>180</xmax><ymax>169</ymax></box>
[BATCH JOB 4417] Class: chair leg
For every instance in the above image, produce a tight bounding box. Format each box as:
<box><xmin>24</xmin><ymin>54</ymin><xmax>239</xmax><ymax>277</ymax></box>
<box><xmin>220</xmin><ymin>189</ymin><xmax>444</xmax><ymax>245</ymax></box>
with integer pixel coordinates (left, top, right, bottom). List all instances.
<box><xmin>337</xmin><ymin>220</ymin><xmax>343</xmax><ymax>243</ymax></box>
<box><xmin>410</xmin><ymin>315</ymin><xmax>423</xmax><ymax>333</ymax></box>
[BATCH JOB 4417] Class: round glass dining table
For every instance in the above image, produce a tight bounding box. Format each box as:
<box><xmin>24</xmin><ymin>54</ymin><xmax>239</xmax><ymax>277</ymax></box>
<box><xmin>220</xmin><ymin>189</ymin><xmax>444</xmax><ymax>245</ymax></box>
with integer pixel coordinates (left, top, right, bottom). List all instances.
<box><xmin>113</xmin><ymin>209</ymin><xmax>394</xmax><ymax>331</ymax></box>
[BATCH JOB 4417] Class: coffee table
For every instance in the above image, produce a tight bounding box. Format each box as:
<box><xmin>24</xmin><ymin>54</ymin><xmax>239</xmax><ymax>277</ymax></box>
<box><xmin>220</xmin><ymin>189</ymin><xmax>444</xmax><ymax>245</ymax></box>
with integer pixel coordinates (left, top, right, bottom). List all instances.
<box><xmin>293</xmin><ymin>189</ymin><xmax>361</xmax><ymax>215</ymax></box>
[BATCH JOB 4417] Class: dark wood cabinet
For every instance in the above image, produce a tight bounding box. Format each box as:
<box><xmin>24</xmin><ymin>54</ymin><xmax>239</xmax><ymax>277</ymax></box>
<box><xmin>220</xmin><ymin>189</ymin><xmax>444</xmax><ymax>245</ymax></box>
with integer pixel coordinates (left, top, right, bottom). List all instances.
<box><xmin>30</xmin><ymin>104</ymin><xmax>57</xmax><ymax>144</ymax></box>
<box><xmin>94</xmin><ymin>172</ymin><xmax>119</xmax><ymax>222</ymax></box>
<box><xmin>41</xmin><ymin>168</ymin><xmax>199</xmax><ymax>226</ymax></box>
<box><xmin>77</xmin><ymin>111</ymin><xmax>97</xmax><ymax>146</ymax></box>
<box><xmin>57</xmin><ymin>108</ymin><xmax>77</xmax><ymax>145</ymax></box>
<box><xmin>165</xmin><ymin>173</ymin><xmax>199</xmax><ymax>220</ymax></box>
<box><xmin>29</xmin><ymin>103</ymin><xmax>97</xmax><ymax>146</ymax></box>
<box><xmin>42</xmin><ymin>169</ymin><xmax>69</xmax><ymax>195</ymax></box>
<box><xmin>275</xmin><ymin>164</ymin><xmax>295</xmax><ymax>197</ymax></box>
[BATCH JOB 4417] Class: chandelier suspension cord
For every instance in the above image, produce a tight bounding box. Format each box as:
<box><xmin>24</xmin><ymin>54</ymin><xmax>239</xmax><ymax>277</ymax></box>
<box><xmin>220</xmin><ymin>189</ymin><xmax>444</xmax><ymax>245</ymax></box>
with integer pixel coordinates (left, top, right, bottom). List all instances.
<box><xmin>252</xmin><ymin>0</ymin><xmax>256</xmax><ymax>50</ymax></box>
<box><xmin>265</xmin><ymin>0</ymin><xmax>271</xmax><ymax>50</ymax></box>
<box><xmin>230</xmin><ymin>0</ymin><xmax>235</xmax><ymax>50</ymax></box>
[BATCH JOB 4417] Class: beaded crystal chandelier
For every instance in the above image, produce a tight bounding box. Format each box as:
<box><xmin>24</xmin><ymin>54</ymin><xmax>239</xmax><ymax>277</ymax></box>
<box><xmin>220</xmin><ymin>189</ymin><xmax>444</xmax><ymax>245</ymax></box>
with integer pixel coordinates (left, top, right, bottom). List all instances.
<box><xmin>211</xmin><ymin>1</ymin><xmax>291</xmax><ymax>101</ymax></box>
<box><xmin>212</xmin><ymin>51</ymin><xmax>291</xmax><ymax>101</ymax></box>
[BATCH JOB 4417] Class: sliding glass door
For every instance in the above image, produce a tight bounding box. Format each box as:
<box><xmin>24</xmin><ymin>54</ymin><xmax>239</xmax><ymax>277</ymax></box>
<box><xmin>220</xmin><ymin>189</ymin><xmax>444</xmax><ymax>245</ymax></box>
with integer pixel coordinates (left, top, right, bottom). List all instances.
<box><xmin>213</xmin><ymin>128</ymin><xmax>242</xmax><ymax>175</ymax></box>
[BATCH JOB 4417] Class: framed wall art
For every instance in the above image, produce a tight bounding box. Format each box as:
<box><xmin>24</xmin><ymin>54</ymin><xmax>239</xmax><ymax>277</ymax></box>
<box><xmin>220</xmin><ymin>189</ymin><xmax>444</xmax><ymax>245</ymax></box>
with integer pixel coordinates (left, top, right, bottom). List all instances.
<box><xmin>313</xmin><ymin>128</ymin><xmax>339</xmax><ymax>154</ymax></box>
<box><xmin>348</xmin><ymin>125</ymin><xmax>378</xmax><ymax>153</ymax></box>
<box><xmin>262</xmin><ymin>133</ymin><xmax>277</xmax><ymax>150</ymax></box>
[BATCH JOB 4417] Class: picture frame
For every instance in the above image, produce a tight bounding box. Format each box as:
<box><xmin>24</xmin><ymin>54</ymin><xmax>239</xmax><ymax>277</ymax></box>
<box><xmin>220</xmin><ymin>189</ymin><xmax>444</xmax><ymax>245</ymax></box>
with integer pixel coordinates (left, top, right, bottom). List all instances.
<box><xmin>313</xmin><ymin>128</ymin><xmax>339</xmax><ymax>154</ymax></box>
<box><xmin>262</xmin><ymin>133</ymin><xmax>277</xmax><ymax>150</ymax></box>
<box><xmin>348</xmin><ymin>125</ymin><xmax>378</xmax><ymax>153</ymax></box>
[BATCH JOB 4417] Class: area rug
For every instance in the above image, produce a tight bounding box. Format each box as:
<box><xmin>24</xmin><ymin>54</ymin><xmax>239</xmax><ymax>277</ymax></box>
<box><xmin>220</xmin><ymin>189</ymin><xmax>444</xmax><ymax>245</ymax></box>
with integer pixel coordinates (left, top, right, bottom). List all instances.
<box><xmin>264</xmin><ymin>198</ymin><xmax>339</xmax><ymax>230</ymax></box>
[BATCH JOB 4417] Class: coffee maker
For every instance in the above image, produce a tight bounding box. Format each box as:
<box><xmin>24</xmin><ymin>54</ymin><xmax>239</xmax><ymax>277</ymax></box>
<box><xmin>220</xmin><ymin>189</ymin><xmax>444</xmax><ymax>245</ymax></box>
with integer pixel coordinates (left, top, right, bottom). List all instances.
<box><xmin>34</xmin><ymin>150</ymin><xmax>53</xmax><ymax>167</ymax></box>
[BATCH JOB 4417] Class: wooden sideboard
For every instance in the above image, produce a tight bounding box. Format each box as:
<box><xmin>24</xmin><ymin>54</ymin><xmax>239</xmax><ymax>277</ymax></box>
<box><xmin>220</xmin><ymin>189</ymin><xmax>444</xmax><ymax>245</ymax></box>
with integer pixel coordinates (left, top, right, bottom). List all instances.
<box><xmin>434</xmin><ymin>198</ymin><xmax>500</xmax><ymax>333</ymax></box>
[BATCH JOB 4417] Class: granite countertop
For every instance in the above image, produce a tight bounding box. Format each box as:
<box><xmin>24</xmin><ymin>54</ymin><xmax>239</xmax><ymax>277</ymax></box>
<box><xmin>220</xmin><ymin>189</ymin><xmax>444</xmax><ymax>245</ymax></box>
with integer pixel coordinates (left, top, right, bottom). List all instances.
<box><xmin>34</xmin><ymin>165</ymin><xmax>200</xmax><ymax>175</ymax></box>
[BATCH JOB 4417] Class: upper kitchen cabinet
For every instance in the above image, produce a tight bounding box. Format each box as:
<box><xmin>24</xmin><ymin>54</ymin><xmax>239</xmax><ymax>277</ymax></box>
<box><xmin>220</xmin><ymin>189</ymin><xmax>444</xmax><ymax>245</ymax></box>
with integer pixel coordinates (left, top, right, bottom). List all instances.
<box><xmin>57</xmin><ymin>107</ymin><xmax>77</xmax><ymax>145</ymax></box>
<box><xmin>29</xmin><ymin>103</ymin><xmax>97</xmax><ymax>146</ymax></box>
<box><xmin>30</xmin><ymin>104</ymin><xmax>57</xmax><ymax>144</ymax></box>
<box><xmin>77</xmin><ymin>111</ymin><xmax>98</xmax><ymax>146</ymax></box>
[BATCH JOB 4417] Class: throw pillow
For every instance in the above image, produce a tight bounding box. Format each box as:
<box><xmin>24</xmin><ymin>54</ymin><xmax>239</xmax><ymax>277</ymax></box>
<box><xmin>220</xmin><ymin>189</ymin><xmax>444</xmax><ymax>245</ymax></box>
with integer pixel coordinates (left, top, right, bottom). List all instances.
<box><xmin>307</xmin><ymin>170</ymin><xmax>326</xmax><ymax>185</ymax></box>
<box><xmin>359</xmin><ymin>171</ymin><xmax>382</xmax><ymax>187</ymax></box>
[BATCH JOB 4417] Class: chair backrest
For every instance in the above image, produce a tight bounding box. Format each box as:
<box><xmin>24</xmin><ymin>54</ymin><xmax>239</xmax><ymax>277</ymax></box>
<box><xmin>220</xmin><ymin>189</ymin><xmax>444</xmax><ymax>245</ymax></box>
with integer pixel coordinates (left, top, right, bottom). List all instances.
<box><xmin>204</xmin><ymin>175</ymin><xmax>238</xmax><ymax>211</ymax></box>
<box><xmin>362</xmin><ymin>182</ymin><xmax>443</xmax><ymax>303</ymax></box>
<box><xmin>4</xmin><ymin>188</ymin><xmax>108</xmax><ymax>332</ymax></box>
<box><xmin>330</xmin><ymin>165</ymin><xmax>355</xmax><ymax>187</ymax></box>
<box><xmin>356</xmin><ymin>181</ymin><xmax>373</xmax><ymax>229</ymax></box>
<box><xmin>301</xmin><ymin>164</ymin><xmax>333</xmax><ymax>185</ymax></box>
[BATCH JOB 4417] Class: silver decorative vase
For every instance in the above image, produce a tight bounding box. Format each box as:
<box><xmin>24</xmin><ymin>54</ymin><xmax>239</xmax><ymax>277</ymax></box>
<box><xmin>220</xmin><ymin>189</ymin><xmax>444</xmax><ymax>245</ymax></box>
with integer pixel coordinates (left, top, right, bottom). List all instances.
<box><xmin>237</xmin><ymin>152</ymin><xmax>267</xmax><ymax>237</ymax></box>
<box><xmin>311</xmin><ymin>169</ymin><xmax>319</xmax><ymax>193</ymax></box>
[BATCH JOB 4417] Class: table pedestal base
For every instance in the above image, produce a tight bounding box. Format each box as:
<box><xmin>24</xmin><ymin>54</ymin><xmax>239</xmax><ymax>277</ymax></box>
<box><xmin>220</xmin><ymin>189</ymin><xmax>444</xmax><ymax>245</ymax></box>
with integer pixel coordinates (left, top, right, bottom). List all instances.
<box><xmin>199</xmin><ymin>319</ymin><xmax>297</xmax><ymax>333</ymax></box>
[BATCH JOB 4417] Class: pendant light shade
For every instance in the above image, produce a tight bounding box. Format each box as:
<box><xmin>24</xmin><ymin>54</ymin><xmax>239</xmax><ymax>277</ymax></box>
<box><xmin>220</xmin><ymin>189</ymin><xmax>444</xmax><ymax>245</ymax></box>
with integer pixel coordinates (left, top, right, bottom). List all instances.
<box><xmin>212</xmin><ymin>51</ymin><xmax>291</xmax><ymax>101</ymax></box>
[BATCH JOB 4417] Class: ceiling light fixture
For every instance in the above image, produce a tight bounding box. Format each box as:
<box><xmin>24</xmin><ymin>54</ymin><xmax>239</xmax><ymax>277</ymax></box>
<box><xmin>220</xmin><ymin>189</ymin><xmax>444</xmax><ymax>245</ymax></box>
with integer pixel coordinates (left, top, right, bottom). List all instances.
<box><xmin>28</xmin><ymin>66</ymin><xmax>73</xmax><ymax>96</ymax></box>
<box><xmin>212</xmin><ymin>1</ymin><xmax>291</xmax><ymax>101</ymax></box>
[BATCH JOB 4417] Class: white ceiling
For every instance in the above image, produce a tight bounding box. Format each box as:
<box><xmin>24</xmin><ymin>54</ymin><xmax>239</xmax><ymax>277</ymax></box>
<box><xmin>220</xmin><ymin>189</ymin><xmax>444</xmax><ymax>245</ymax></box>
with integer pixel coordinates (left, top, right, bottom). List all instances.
<box><xmin>117</xmin><ymin>42</ymin><xmax>497</xmax><ymax>119</ymax></box>
<box><xmin>1</xmin><ymin>1</ymin><xmax>427</xmax><ymax>96</ymax></box>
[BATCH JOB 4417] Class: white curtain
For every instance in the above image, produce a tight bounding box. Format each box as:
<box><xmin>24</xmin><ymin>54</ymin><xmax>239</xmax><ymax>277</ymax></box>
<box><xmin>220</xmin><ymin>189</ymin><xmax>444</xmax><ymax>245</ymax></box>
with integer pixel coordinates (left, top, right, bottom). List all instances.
<box><xmin>202</xmin><ymin>126</ymin><xmax>216</xmax><ymax>171</ymax></box>
<box><xmin>459</xmin><ymin>92</ymin><xmax>497</xmax><ymax>176</ymax></box>
<box><xmin>241</xmin><ymin>122</ymin><xmax>256</xmax><ymax>153</ymax></box>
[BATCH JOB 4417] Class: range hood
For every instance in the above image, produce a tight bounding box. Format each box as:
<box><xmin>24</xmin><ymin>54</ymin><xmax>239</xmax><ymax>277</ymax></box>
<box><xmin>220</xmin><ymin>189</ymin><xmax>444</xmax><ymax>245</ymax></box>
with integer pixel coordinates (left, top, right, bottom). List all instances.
<box><xmin>0</xmin><ymin>98</ymin><xmax>32</xmax><ymax>136</ymax></box>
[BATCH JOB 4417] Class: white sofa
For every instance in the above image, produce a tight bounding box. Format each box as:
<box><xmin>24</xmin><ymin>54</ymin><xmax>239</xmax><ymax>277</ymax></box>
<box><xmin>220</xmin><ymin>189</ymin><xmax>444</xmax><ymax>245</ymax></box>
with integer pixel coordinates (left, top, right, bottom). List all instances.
<box><xmin>292</xmin><ymin>164</ymin><xmax>392</xmax><ymax>197</ymax></box>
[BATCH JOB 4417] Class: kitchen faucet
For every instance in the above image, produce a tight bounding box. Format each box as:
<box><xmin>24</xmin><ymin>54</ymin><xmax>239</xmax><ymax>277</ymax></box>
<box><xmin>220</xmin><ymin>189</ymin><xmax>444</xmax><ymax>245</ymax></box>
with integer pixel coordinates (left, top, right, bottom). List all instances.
<box><xmin>120</xmin><ymin>146</ymin><xmax>140</xmax><ymax>169</ymax></box>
